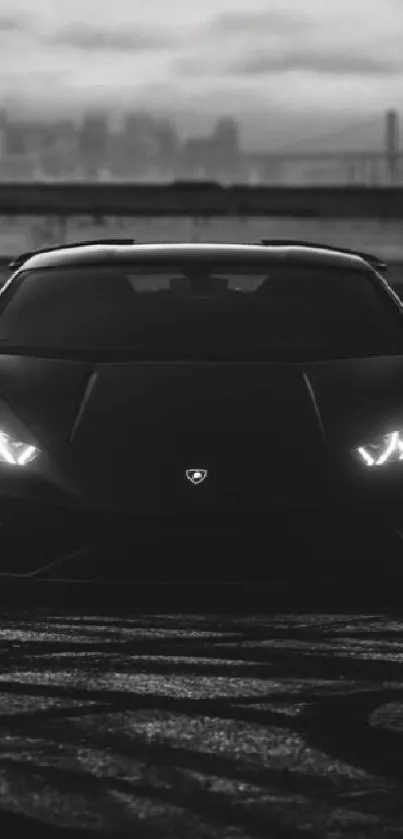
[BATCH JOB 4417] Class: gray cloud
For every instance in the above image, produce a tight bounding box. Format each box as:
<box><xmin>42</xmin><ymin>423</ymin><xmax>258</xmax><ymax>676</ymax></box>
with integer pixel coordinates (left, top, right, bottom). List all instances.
<box><xmin>50</xmin><ymin>22</ymin><xmax>177</xmax><ymax>53</ymax></box>
<box><xmin>0</xmin><ymin>13</ymin><xmax>32</xmax><ymax>33</ymax></box>
<box><xmin>233</xmin><ymin>48</ymin><xmax>402</xmax><ymax>77</ymax></box>
<box><xmin>184</xmin><ymin>6</ymin><xmax>403</xmax><ymax>80</ymax></box>
<box><xmin>208</xmin><ymin>9</ymin><xmax>311</xmax><ymax>36</ymax></box>
<box><xmin>176</xmin><ymin>46</ymin><xmax>402</xmax><ymax>79</ymax></box>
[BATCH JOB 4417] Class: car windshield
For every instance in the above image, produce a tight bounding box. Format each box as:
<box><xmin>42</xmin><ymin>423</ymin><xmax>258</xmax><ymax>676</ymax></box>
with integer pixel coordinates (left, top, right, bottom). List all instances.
<box><xmin>0</xmin><ymin>261</ymin><xmax>401</xmax><ymax>361</ymax></box>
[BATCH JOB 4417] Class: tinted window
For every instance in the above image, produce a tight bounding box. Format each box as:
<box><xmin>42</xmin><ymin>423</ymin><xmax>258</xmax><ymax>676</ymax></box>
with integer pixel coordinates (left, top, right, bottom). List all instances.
<box><xmin>0</xmin><ymin>263</ymin><xmax>401</xmax><ymax>361</ymax></box>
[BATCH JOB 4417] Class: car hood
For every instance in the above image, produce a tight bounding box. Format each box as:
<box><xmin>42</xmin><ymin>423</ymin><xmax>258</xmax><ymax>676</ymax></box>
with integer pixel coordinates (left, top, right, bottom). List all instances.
<box><xmin>0</xmin><ymin>355</ymin><xmax>402</xmax><ymax>515</ymax></box>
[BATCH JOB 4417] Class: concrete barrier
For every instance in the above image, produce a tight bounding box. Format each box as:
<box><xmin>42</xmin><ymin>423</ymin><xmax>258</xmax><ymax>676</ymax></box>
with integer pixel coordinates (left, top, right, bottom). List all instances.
<box><xmin>2</xmin><ymin>182</ymin><xmax>403</xmax><ymax>217</ymax></box>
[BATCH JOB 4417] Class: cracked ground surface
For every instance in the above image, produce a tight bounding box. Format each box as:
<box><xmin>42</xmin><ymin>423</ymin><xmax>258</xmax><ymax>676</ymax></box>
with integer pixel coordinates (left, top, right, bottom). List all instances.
<box><xmin>0</xmin><ymin>609</ymin><xmax>402</xmax><ymax>837</ymax></box>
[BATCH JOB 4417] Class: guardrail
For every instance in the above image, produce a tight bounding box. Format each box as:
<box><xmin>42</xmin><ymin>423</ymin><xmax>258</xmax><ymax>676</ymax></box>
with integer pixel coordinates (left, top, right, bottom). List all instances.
<box><xmin>2</xmin><ymin>182</ymin><xmax>403</xmax><ymax>217</ymax></box>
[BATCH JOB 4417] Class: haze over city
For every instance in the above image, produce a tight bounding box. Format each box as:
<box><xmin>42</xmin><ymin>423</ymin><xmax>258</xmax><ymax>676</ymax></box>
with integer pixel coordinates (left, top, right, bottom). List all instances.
<box><xmin>1</xmin><ymin>0</ymin><xmax>403</xmax><ymax>151</ymax></box>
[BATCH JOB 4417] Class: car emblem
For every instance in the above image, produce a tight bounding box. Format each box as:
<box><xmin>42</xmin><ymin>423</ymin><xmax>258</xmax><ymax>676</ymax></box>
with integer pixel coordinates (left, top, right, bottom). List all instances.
<box><xmin>186</xmin><ymin>468</ymin><xmax>208</xmax><ymax>485</ymax></box>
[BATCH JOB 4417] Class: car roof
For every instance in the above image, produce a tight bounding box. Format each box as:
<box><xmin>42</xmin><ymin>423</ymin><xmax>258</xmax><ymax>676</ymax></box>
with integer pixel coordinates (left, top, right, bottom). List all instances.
<box><xmin>11</xmin><ymin>241</ymin><xmax>381</xmax><ymax>273</ymax></box>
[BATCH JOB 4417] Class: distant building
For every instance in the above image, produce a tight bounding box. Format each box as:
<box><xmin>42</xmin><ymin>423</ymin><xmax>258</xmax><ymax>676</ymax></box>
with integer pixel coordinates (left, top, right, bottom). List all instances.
<box><xmin>1</xmin><ymin>114</ymin><xmax>43</xmax><ymax>177</ymax></box>
<box><xmin>0</xmin><ymin>109</ymin><xmax>7</xmax><ymax>159</ymax></box>
<box><xmin>39</xmin><ymin>120</ymin><xmax>80</xmax><ymax>178</ymax></box>
<box><xmin>4</xmin><ymin>120</ymin><xmax>30</xmax><ymax>156</ymax></box>
<box><xmin>1</xmin><ymin>115</ymin><xmax>82</xmax><ymax>179</ymax></box>
<box><xmin>211</xmin><ymin>118</ymin><xmax>241</xmax><ymax>180</ymax></box>
<box><xmin>154</xmin><ymin>119</ymin><xmax>180</xmax><ymax>179</ymax></box>
<box><xmin>78</xmin><ymin>111</ymin><xmax>110</xmax><ymax>179</ymax></box>
<box><xmin>112</xmin><ymin>112</ymin><xmax>157</xmax><ymax>179</ymax></box>
<box><xmin>0</xmin><ymin>153</ymin><xmax>41</xmax><ymax>180</ymax></box>
<box><xmin>181</xmin><ymin>117</ymin><xmax>243</xmax><ymax>181</ymax></box>
<box><xmin>181</xmin><ymin>137</ymin><xmax>214</xmax><ymax>179</ymax></box>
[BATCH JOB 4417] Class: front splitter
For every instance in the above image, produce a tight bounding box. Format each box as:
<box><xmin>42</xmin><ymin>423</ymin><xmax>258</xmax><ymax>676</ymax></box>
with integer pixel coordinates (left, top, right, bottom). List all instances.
<box><xmin>0</xmin><ymin>517</ymin><xmax>402</xmax><ymax>583</ymax></box>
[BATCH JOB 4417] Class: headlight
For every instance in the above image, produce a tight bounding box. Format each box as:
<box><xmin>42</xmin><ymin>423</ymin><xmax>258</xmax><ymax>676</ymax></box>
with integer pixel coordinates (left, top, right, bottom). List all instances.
<box><xmin>0</xmin><ymin>430</ymin><xmax>40</xmax><ymax>467</ymax></box>
<box><xmin>354</xmin><ymin>430</ymin><xmax>403</xmax><ymax>467</ymax></box>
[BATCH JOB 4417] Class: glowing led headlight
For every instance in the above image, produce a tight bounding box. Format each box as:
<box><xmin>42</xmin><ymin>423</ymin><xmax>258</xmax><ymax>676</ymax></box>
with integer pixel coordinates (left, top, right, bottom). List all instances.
<box><xmin>354</xmin><ymin>430</ymin><xmax>403</xmax><ymax>467</ymax></box>
<box><xmin>0</xmin><ymin>430</ymin><xmax>40</xmax><ymax>467</ymax></box>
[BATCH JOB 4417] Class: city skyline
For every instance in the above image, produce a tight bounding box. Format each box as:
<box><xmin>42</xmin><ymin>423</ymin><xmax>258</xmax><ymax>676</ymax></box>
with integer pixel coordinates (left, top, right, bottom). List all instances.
<box><xmin>0</xmin><ymin>106</ymin><xmax>400</xmax><ymax>185</ymax></box>
<box><xmin>1</xmin><ymin>0</ymin><xmax>403</xmax><ymax>150</ymax></box>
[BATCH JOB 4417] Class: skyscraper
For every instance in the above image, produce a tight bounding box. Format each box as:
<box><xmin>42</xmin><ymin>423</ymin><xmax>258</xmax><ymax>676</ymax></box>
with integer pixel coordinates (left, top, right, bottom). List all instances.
<box><xmin>79</xmin><ymin>111</ymin><xmax>110</xmax><ymax>179</ymax></box>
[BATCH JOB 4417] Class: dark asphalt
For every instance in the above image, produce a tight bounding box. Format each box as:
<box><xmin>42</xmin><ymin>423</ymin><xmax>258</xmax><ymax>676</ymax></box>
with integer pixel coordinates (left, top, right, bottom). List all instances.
<box><xmin>0</xmin><ymin>607</ymin><xmax>403</xmax><ymax>837</ymax></box>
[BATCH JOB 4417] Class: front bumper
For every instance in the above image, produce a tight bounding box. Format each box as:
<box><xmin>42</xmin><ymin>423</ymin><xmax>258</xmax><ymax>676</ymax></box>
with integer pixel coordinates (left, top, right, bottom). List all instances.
<box><xmin>0</xmin><ymin>492</ymin><xmax>402</xmax><ymax>583</ymax></box>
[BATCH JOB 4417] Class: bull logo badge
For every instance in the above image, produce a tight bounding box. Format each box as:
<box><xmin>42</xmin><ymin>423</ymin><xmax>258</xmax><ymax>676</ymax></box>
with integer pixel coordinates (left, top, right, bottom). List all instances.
<box><xmin>186</xmin><ymin>468</ymin><xmax>208</xmax><ymax>485</ymax></box>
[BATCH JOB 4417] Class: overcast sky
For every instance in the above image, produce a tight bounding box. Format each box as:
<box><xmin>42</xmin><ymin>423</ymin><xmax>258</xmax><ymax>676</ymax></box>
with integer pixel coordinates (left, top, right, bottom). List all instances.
<box><xmin>1</xmin><ymin>0</ymin><xmax>402</xmax><ymax>149</ymax></box>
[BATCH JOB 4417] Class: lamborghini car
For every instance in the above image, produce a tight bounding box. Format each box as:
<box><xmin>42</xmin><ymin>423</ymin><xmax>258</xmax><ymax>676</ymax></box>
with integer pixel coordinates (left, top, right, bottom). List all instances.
<box><xmin>0</xmin><ymin>238</ymin><xmax>403</xmax><ymax>585</ymax></box>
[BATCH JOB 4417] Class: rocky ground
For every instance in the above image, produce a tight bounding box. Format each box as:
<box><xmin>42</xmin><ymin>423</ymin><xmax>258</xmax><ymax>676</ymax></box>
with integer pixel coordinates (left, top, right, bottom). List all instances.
<box><xmin>0</xmin><ymin>607</ymin><xmax>402</xmax><ymax>836</ymax></box>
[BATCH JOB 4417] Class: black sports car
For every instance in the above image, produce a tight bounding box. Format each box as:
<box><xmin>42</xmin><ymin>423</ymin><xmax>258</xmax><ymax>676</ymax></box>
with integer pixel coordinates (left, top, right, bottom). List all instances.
<box><xmin>0</xmin><ymin>238</ymin><xmax>403</xmax><ymax>586</ymax></box>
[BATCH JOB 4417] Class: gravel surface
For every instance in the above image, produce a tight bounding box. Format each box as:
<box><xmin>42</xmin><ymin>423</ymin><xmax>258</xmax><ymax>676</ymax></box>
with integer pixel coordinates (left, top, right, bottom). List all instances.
<box><xmin>0</xmin><ymin>609</ymin><xmax>402</xmax><ymax>836</ymax></box>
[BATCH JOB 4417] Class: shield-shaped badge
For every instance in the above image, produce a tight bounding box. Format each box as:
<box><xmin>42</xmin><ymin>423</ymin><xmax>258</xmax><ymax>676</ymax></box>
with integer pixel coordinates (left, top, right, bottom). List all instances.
<box><xmin>186</xmin><ymin>468</ymin><xmax>208</xmax><ymax>485</ymax></box>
